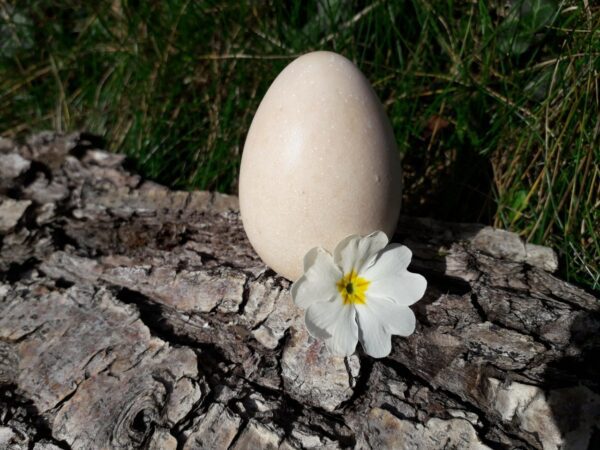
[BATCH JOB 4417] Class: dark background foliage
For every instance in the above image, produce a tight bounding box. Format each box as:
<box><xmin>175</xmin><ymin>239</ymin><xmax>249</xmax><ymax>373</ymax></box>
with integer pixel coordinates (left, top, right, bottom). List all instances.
<box><xmin>0</xmin><ymin>0</ymin><xmax>598</xmax><ymax>290</ymax></box>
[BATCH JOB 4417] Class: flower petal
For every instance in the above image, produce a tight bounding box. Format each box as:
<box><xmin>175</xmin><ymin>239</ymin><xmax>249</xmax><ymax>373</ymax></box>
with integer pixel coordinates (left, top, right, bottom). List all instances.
<box><xmin>355</xmin><ymin>305</ymin><xmax>392</xmax><ymax>358</ymax></box>
<box><xmin>334</xmin><ymin>231</ymin><xmax>389</xmax><ymax>274</ymax></box>
<box><xmin>367</xmin><ymin>272</ymin><xmax>427</xmax><ymax>306</ymax></box>
<box><xmin>291</xmin><ymin>247</ymin><xmax>342</xmax><ymax>309</ymax></box>
<box><xmin>363</xmin><ymin>244</ymin><xmax>412</xmax><ymax>275</ymax></box>
<box><xmin>366</xmin><ymin>296</ymin><xmax>416</xmax><ymax>336</ymax></box>
<box><xmin>304</xmin><ymin>297</ymin><xmax>343</xmax><ymax>340</ymax></box>
<box><xmin>363</xmin><ymin>245</ymin><xmax>427</xmax><ymax>305</ymax></box>
<box><xmin>325</xmin><ymin>306</ymin><xmax>359</xmax><ymax>357</ymax></box>
<box><xmin>302</xmin><ymin>246</ymin><xmax>323</xmax><ymax>272</ymax></box>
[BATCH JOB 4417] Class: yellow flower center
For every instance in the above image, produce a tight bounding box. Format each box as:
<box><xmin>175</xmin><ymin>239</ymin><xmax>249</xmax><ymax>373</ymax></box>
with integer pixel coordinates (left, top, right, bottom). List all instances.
<box><xmin>336</xmin><ymin>270</ymin><xmax>370</xmax><ymax>305</ymax></box>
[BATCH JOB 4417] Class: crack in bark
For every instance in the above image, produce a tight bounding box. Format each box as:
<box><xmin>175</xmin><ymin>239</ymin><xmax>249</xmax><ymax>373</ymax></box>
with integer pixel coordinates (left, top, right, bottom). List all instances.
<box><xmin>381</xmin><ymin>358</ymin><xmax>537</xmax><ymax>450</ymax></box>
<box><xmin>0</xmin><ymin>386</ymin><xmax>72</xmax><ymax>450</ymax></box>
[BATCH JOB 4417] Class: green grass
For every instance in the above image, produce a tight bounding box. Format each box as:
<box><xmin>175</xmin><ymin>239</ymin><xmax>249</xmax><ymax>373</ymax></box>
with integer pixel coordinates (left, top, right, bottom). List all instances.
<box><xmin>1</xmin><ymin>0</ymin><xmax>598</xmax><ymax>291</ymax></box>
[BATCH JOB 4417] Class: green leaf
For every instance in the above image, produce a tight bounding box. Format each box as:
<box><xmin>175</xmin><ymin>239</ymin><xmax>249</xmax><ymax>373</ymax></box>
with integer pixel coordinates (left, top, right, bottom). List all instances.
<box><xmin>496</xmin><ymin>0</ymin><xmax>558</xmax><ymax>55</ymax></box>
<box><xmin>0</xmin><ymin>8</ymin><xmax>34</xmax><ymax>58</ymax></box>
<box><xmin>518</xmin><ymin>0</ymin><xmax>557</xmax><ymax>32</ymax></box>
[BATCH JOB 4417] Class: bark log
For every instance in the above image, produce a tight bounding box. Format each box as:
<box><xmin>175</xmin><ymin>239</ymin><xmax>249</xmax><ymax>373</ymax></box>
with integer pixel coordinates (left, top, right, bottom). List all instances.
<box><xmin>0</xmin><ymin>132</ymin><xmax>598</xmax><ymax>450</ymax></box>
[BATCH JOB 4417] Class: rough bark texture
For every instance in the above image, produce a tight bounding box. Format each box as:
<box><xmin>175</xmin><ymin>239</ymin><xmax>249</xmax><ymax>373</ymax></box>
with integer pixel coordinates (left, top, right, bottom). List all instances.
<box><xmin>0</xmin><ymin>132</ymin><xmax>598</xmax><ymax>450</ymax></box>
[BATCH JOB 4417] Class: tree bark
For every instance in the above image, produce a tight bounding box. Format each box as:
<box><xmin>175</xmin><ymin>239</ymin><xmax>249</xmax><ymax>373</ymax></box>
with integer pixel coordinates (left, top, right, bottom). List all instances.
<box><xmin>0</xmin><ymin>132</ymin><xmax>598</xmax><ymax>450</ymax></box>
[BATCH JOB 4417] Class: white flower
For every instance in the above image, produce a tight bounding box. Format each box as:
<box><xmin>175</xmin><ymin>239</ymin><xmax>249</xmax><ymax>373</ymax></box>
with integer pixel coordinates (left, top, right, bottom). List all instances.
<box><xmin>291</xmin><ymin>231</ymin><xmax>427</xmax><ymax>358</ymax></box>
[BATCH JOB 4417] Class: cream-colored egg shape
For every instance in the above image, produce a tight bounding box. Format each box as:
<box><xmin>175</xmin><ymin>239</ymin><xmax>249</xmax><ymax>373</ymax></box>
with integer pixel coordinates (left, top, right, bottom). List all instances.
<box><xmin>239</xmin><ymin>51</ymin><xmax>402</xmax><ymax>281</ymax></box>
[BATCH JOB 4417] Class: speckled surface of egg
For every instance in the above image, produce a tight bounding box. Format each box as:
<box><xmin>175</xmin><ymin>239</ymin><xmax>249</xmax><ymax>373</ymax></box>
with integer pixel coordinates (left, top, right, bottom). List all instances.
<box><xmin>239</xmin><ymin>51</ymin><xmax>402</xmax><ymax>281</ymax></box>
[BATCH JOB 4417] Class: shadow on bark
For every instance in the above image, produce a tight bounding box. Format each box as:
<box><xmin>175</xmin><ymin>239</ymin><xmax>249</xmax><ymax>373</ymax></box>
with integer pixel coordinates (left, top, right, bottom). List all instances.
<box><xmin>545</xmin><ymin>312</ymin><xmax>600</xmax><ymax>450</ymax></box>
<box><xmin>0</xmin><ymin>385</ymin><xmax>69</xmax><ymax>449</ymax></box>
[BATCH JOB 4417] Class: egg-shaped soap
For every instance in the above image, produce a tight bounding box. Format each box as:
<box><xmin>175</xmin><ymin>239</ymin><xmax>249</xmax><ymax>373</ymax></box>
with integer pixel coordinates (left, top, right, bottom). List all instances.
<box><xmin>239</xmin><ymin>51</ymin><xmax>402</xmax><ymax>281</ymax></box>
